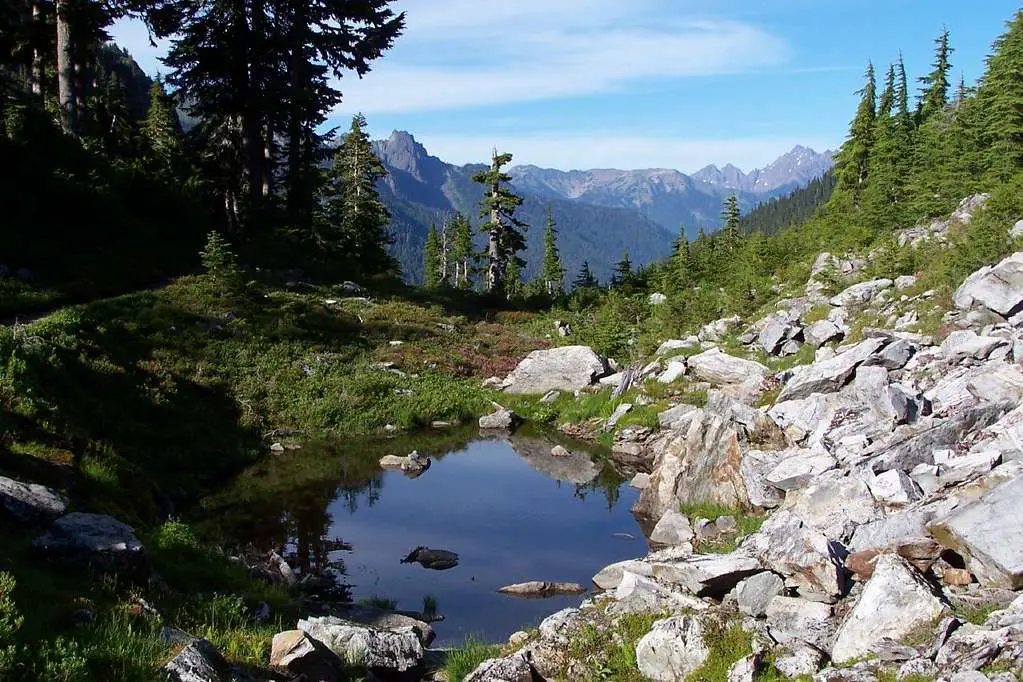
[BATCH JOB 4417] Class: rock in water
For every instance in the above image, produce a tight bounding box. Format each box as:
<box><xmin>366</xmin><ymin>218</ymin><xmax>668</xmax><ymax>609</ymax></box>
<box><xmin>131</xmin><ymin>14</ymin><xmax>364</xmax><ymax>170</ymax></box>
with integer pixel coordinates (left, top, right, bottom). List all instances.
<box><xmin>0</xmin><ymin>475</ymin><xmax>67</xmax><ymax>524</ymax></box>
<box><xmin>270</xmin><ymin>630</ymin><xmax>346</xmax><ymax>682</ymax></box>
<box><xmin>831</xmin><ymin>554</ymin><xmax>948</xmax><ymax>664</ymax></box>
<box><xmin>496</xmin><ymin>581</ymin><xmax>586</xmax><ymax>597</ymax></box>
<box><xmin>32</xmin><ymin>512</ymin><xmax>147</xmax><ymax>577</ymax></box>
<box><xmin>164</xmin><ymin>638</ymin><xmax>230</xmax><ymax>682</ymax></box>
<box><xmin>479</xmin><ymin>406</ymin><xmax>520</xmax><ymax>430</ymax></box>
<box><xmin>636</xmin><ymin>615</ymin><xmax>711</xmax><ymax>681</ymax></box>
<box><xmin>927</xmin><ymin>474</ymin><xmax>1023</xmax><ymax>589</ymax></box>
<box><xmin>298</xmin><ymin>616</ymin><xmax>424</xmax><ymax>672</ymax></box>
<box><xmin>400</xmin><ymin>546</ymin><xmax>459</xmax><ymax>570</ymax></box>
<box><xmin>502</xmin><ymin>346</ymin><xmax>610</xmax><ymax>394</ymax></box>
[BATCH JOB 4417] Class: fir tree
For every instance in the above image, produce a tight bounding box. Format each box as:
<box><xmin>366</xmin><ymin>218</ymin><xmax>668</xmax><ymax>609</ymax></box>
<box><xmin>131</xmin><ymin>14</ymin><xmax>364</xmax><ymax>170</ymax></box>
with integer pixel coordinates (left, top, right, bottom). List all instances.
<box><xmin>835</xmin><ymin>62</ymin><xmax>877</xmax><ymax>199</ymax></box>
<box><xmin>539</xmin><ymin>208</ymin><xmax>565</xmax><ymax>296</ymax></box>
<box><xmin>423</xmin><ymin>223</ymin><xmax>443</xmax><ymax>288</ymax></box>
<box><xmin>611</xmin><ymin>251</ymin><xmax>633</xmax><ymax>289</ymax></box>
<box><xmin>573</xmin><ymin>260</ymin><xmax>598</xmax><ymax>290</ymax></box>
<box><xmin>918</xmin><ymin>29</ymin><xmax>954</xmax><ymax>121</ymax></box>
<box><xmin>472</xmin><ymin>149</ymin><xmax>526</xmax><ymax>293</ymax></box>
<box><xmin>504</xmin><ymin>256</ymin><xmax>523</xmax><ymax>299</ymax></box>
<box><xmin>318</xmin><ymin>113</ymin><xmax>395</xmax><ymax>275</ymax></box>
<box><xmin>721</xmin><ymin>194</ymin><xmax>741</xmax><ymax>251</ymax></box>
<box><xmin>449</xmin><ymin>212</ymin><xmax>475</xmax><ymax>289</ymax></box>
<box><xmin>200</xmin><ymin>230</ymin><xmax>241</xmax><ymax>290</ymax></box>
<box><xmin>143</xmin><ymin>78</ymin><xmax>184</xmax><ymax>172</ymax></box>
<box><xmin>669</xmin><ymin>227</ymin><xmax>692</xmax><ymax>290</ymax></box>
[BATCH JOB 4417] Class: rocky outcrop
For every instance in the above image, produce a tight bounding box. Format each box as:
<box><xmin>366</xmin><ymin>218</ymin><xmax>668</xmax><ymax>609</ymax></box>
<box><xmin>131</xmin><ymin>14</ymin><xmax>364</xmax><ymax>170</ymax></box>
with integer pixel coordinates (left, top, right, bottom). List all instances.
<box><xmin>270</xmin><ymin>630</ymin><xmax>346</xmax><ymax>682</ymax></box>
<box><xmin>497</xmin><ymin>581</ymin><xmax>586</xmax><ymax>597</ymax></box>
<box><xmin>297</xmin><ymin>615</ymin><xmax>424</xmax><ymax>672</ymax></box>
<box><xmin>777</xmin><ymin>337</ymin><xmax>887</xmax><ymax>402</ymax></box>
<box><xmin>164</xmin><ymin>638</ymin><xmax>230</xmax><ymax>682</ymax></box>
<box><xmin>686</xmin><ymin>348</ymin><xmax>769</xmax><ymax>387</ymax></box>
<box><xmin>954</xmin><ymin>251</ymin><xmax>1023</xmax><ymax>317</ymax></box>
<box><xmin>0</xmin><ymin>475</ymin><xmax>67</xmax><ymax>524</ymax></box>
<box><xmin>32</xmin><ymin>512</ymin><xmax>146</xmax><ymax>576</ymax></box>
<box><xmin>502</xmin><ymin>346</ymin><xmax>610</xmax><ymax>394</ymax></box>
<box><xmin>635</xmin><ymin>615</ymin><xmax>710</xmax><ymax>681</ymax></box>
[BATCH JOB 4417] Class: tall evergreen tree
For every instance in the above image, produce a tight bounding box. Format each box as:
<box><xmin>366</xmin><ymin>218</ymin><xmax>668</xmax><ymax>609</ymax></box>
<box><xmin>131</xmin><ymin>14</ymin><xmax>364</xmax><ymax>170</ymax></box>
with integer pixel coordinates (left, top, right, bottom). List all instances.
<box><xmin>573</xmin><ymin>260</ymin><xmax>598</xmax><ymax>290</ymax></box>
<box><xmin>611</xmin><ymin>251</ymin><xmax>633</xmax><ymax>289</ymax></box>
<box><xmin>318</xmin><ymin>113</ymin><xmax>394</xmax><ymax>275</ymax></box>
<box><xmin>449</xmin><ymin>212</ymin><xmax>475</xmax><ymax>289</ymax></box>
<box><xmin>539</xmin><ymin>208</ymin><xmax>565</xmax><ymax>296</ymax></box>
<box><xmin>472</xmin><ymin>149</ymin><xmax>526</xmax><ymax>293</ymax></box>
<box><xmin>143</xmin><ymin>77</ymin><xmax>184</xmax><ymax>172</ymax></box>
<box><xmin>834</xmin><ymin>62</ymin><xmax>877</xmax><ymax>199</ymax></box>
<box><xmin>721</xmin><ymin>194</ymin><xmax>741</xmax><ymax>251</ymax></box>
<box><xmin>918</xmin><ymin>29</ymin><xmax>954</xmax><ymax>121</ymax></box>
<box><xmin>423</xmin><ymin>223</ymin><xmax>443</xmax><ymax>288</ymax></box>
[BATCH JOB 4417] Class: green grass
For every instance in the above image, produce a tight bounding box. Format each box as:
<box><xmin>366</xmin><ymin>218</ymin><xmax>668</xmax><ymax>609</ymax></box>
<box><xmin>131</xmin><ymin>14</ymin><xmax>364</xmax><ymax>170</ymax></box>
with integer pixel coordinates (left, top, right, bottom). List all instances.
<box><xmin>443</xmin><ymin>636</ymin><xmax>500</xmax><ymax>682</ymax></box>
<box><xmin>567</xmin><ymin>612</ymin><xmax>660</xmax><ymax>682</ymax></box>
<box><xmin>359</xmin><ymin>595</ymin><xmax>399</xmax><ymax>611</ymax></box>
<box><xmin>686</xmin><ymin>620</ymin><xmax>789</xmax><ymax>682</ymax></box>
<box><xmin>678</xmin><ymin>503</ymin><xmax>767</xmax><ymax>554</ymax></box>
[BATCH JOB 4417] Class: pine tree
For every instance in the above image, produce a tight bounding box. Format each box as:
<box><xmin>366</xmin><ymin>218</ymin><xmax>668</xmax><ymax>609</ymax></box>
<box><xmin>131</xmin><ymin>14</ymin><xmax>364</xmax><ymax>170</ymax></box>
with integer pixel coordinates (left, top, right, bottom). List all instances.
<box><xmin>423</xmin><ymin>223</ymin><xmax>443</xmax><ymax>288</ymax></box>
<box><xmin>449</xmin><ymin>212</ymin><xmax>475</xmax><ymax>289</ymax></box>
<box><xmin>669</xmin><ymin>227</ymin><xmax>692</xmax><ymax>290</ymax></box>
<box><xmin>918</xmin><ymin>29</ymin><xmax>954</xmax><ymax>121</ymax></box>
<box><xmin>472</xmin><ymin>149</ymin><xmax>526</xmax><ymax>293</ymax></box>
<box><xmin>721</xmin><ymin>194</ymin><xmax>741</xmax><ymax>251</ymax></box>
<box><xmin>834</xmin><ymin>62</ymin><xmax>877</xmax><ymax>199</ymax></box>
<box><xmin>540</xmin><ymin>208</ymin><xmax>565</xmax><ymax>296</ymax></box>
<box><xmin>143</xmin><ymin>78</ymin><xmax>184</xmax><ymax>172</ymax></box>
<box><xmin>200</xmin><ymin>230</ymin><xmax>241</xmax><ymax>290</ymax></box>
<box><xmin>611</xmin><ymin>251</ymin><xmax>633</xmax><ymax>289</ymax></box>
<box><xmin>318</xmin><ymin>113</ymin><xmax>395</xmax><ymax>275</ymax></box>
<box><xmin>504</xmin><ymin>256</ymin><xmax>523</xmax><ymax>299</ymax></box>
<box><xmin>573</xmin><ymin>260</ymin><xmax>598</xmax><ymax>290</ymax></box>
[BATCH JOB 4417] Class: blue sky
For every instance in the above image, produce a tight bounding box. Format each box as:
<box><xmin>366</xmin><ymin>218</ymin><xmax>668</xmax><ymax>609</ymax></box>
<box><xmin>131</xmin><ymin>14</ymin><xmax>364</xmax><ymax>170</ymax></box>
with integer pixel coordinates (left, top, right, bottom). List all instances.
<box><xmin>111</xmin><ymin>0</ymin><xmax>1021</xmax><ymax>172</ymax></box>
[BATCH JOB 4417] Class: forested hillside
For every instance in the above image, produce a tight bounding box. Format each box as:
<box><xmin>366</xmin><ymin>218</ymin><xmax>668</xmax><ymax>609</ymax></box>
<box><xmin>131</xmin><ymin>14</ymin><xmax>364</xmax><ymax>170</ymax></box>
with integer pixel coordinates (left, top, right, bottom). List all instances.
<box><xmin>738</xmin><ymin>171</ymin><xmax>837</xmax><ymax>236</ymax></box>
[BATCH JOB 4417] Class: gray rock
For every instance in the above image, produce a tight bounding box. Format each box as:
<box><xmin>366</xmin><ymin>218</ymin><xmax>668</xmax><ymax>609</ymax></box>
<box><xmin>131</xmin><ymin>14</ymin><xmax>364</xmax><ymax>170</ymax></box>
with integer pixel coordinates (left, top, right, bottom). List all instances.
<box><xmin>727</xmin><ymin>654</ymin><xmax>762</xmax><ymax>682</ymax></box>
<box><xmin>848</xmin><ymin>510</ymin><xmax>934</xmax><ymax>552</ymax></box>
<box><xmin>895</xmin><ymin>275</ymin><xmax>918</xmax><ymax>290</ymax></box>
<box><xmin>746</xmin><ymin>510</ymin><xmax>845</xmax><ymax>600</ymax></box>
<box><xmin>329</xmin><ymin>605</ymin><xmax>434</xmax><ymax>646</ymax></box>
<box><xmin>765</xmin><ymin>596</ymin><xmax>834</xmax><ymax>650</ymax></box>
<box><xmin>831</xmin><ymin>554</ymin><xmax>949</xmax><ymax>664</ymax></box>
<box><xmin>830</xmin><ymin>278</ymin><xmax>893</xmax><ymax>307</ymax></box>
<box><xmin>479</xmin><ymin>407</ymin><xmax>520</xmax><ymax>430</ymax></box>
<box><xmin>778</xmin><ymin>337</ymin><xmax>887</xmax><ymax>402</ymax></box>
<box><xmin>687</xmin><ymin>348</ymin><xmax>770</xmax><ymax>386</ymax></box>
<box><xmin>503</xmin><ymin>345</ymin><xmax>610</xmax><ymax>394</ymax></box>
<box><xmin>740</xmin><ymin>450</ymin><xmax>786</xmax><ymax>509</ymax></box>
<box><xmin>780</xmin><ymin>339</ymin><xmax>803</xmax><ymax>356</ymax></box>
<box><xmin>497</xmin><ymin>581</ymin><xmax>586</xmax><ymax>596</ymax></box>
<box><xmin>652</xmin><ymin>551</ymin><xmax>763</xmax><ymax>599</ymax></box>
<box><xmin>164</xmin><ymin>638</ymin><xmax>229</xmax><ymax>682</ymax></box>
<box><xmin>657</xmin><ymin>360</ymin><xmax>688</xmax><ymax>384</ymax></box>
<box><xmin>0</xmin><ymin>476</ymin><xmax>67</xmax><ymax>524</ymax></box>
<box><xmin>897</xmin><ymin>658</ymin><xmax>937</xmax><ymax>681</ymax></box>
<box><xmin>968</xmin><ymin>364</ymin><xmax>1023</xmax><ymax>407</ymax></box>
<box><xmin>781</xmin><ymin>473</ymin><xmax>881</xmax><ymax>542</ymax></box>
<box><xmin>298</xmin><ymin>616</ymin><xmax>424</xmax><ymax>672</ymax></box>
<box><xmin>766</xmin><ymin>450</ymin><xmax>837</xmax><ymax>492</ymax></box>
<box><xmin>592</xmin><ymin>559</ymin><xmax>654</xmax><ymax>590</ymax></box>
<box><xmin>954</xmin><ymin>252</ymin><xmax>1023</xmax><ymax>316</ymax></box>
<box><xmin>636</xmin><ymin>615</ymin><xmax>711</xmax><ymax>681</ymax></box>
<box><xmin>699</xmin><ymin>315</ymin><xmax>742</xmax><ymax>343</ymax></box>
<box><xmin>804</xmin><ymin>320</ymin><xmax>843</xmax><ymax>348</ymax></box>
<box><xmin>768</xmin><ymin>395</ymin><xmax>831</xmax><ymax>446</ymax></box>
<box><xmin>759</xmin><ymin>317</ymin><xmax>797</xmax><ymax>355</ymax></box>
<box><xmin>775</xmin><ymin>645</ymin><xmax>825</xmax><ymax>678</ymax></box>
<box><xmin>658</xmin><ymin>403</ymin><xmax>700</xmax><ymax>431</ymax></box>
<box><xmin>604</xmin><ymin>403</ymin><xmax>633</xmax><ymax>432</ymax></box>
<box><xmin>935</xmin><ymin>623</ymin><xmax>1011</xmax><ymax>672</ymax></box>
<box><xmin>735</xmin><ymin>571</ymin><xmax>785</xmax><ymax>618</ymax></box>
<box><xmin>401</xmin><ymin>546</ymin><xmax>459</xmax><ymax>570</ymax></box>
<box><xmin>864</xmin><ymin>339</ymin><xmax>915</xmax><ymax>370</ymax></box>
<box><xmin>657</xmin><ymin>338</ymin><xmax>700</xmax><ymax>356</ymax></box>
<box><xmin>940</xmin><ymin>330</ymin><xmax>1008</xmax><ymax>362</ymax></box>
<box><xmin>867</xmin><ymin>470</ymin><xmax>922</xmax><ymax>507</ymax></box>
<box><xmin>32</xmin><ymin>512</ymin><xmax>146</xmax><ymax>576</ymax></box>
<box><xmin>270</xmin><ymin>630</ymin><xmax>346</xmax><ymax>682</ymax></box>
<box><xmin>465</xmin><ymin>654</ymin><xmax>535</xmax><ymax>682</ymax></box>
<box><xmin>866</xmin><ymin>405</ymin><xmax>1005</xmax><ymax>474</ymax></box>
<box><xmin>650</xmin><ymin>510</ymin><xmax>695</xmax><ymax>546</ymax></box>
<box><xmin>630</xmin><ymin>473</ymin><xmax>651</xmax><ymax>490</ymax></box>
<box><xmin>927</xmin><ymin>474</ymin><xmax>1023</xmax><ymax>589</ymax></box>
<box><xmin>378</xmin><ymin>451</ymin><xmax>430</xmax><ymax>475</ymax></box>
<box><xmin>611</xmin><ymin>570</ymin><xmax>706</xmax><ymax>616</ymax></box>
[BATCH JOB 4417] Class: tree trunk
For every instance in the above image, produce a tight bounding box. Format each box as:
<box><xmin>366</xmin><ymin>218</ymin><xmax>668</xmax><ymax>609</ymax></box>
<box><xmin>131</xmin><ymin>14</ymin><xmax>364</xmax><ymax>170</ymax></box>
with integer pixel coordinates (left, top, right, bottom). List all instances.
<box><xmin>486</xmin><ymin>191</ymin><xmax>500</xmax><ymax>292</ymax></box>
<box><xmin>31</xmin><ymin>1</ymin><xmax>43</xmax><ymax>95</ymax></box>
<box><xmin>285</xmin><ymin>5</ymin><xmax>308</xmax><ymax>229</ymax></box>
<box><xmin>262</xmin><ymin>125</ymin><xmax>273</xmax><ymax>197</ymax></box>
<box><xmin>55</xmin><ymin>0</ymin><xmax>76</xmax><ymax>136</ymax></box>
<box><xmin>439</xmin><ymin>220</ymin><xmax>448</xmax><ymax>282</ymax></box>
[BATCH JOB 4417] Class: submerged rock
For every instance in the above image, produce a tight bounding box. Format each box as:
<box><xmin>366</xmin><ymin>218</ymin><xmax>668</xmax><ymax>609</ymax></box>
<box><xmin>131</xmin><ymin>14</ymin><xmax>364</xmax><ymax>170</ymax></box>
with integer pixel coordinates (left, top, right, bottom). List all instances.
<box><xmin>378</xmin><ymin>450</ymin><xmax>430</xmax><ymax>475</ymax></box>
<box><xmin>496</xmin><ymin>581</ymin><xmax>586</xmax><ymax>597</ymax></box>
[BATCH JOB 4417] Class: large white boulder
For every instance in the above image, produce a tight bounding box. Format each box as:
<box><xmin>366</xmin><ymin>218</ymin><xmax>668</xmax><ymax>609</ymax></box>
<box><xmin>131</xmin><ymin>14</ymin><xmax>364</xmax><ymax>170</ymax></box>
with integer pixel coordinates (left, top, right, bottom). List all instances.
<box><xmin>777</xmin><ymin>337</ymin><xmax>887</xmax><ymax>402</ymax></box>
<box><xmin>636</xmin><ymin>615</ymin><xmax>711</xmax><ymax>681</ymax></box>
<box><xmin>954</xmin><ymin>251</ymin><xmax>1023</xmax><ymax>316</ymax></box>
<box><xmin>686</xmin><ymin>348</ymin><xmax>770</xmax><ymax>386</ymax></box>
<box><xmin>297</xmin><ymin>616</ymin><xmax>424</xmax><ymax>672</ymax></box>
<box><xmin>829</xmin><ymin>278</ymin><xmax>893</xmax><ymax>307</ymax></box>
<box><xmin>502</xmin><ymin>346</ymin><xmax>610</xmax><ymax>394</ymax></box>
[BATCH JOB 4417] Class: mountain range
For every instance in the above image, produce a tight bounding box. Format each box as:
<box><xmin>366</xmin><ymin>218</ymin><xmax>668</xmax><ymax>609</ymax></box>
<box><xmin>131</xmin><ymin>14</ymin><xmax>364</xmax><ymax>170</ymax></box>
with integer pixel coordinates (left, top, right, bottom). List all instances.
<box><xmin>373</xmin><ymin>131</ymin><xmax>833</xmax><ymax>283</ymax></box>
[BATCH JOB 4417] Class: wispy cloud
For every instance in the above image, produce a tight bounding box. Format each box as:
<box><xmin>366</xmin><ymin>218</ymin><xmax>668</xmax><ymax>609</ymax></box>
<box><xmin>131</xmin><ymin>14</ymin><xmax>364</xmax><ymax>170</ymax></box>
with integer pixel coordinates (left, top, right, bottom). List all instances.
<box><xmin>400</xmin><ymin>132</ymin><xmax>839</xmax><ymax>173</ymax></box>
<box><xmin>335</xmin><ymin>1</ymin><xmax>791</xmax><ymax>114</ymax></box>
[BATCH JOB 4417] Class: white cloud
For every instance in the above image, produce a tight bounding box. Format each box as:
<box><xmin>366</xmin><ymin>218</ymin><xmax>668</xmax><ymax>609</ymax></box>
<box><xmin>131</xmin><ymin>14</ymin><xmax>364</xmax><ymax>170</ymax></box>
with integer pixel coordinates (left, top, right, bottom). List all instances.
<box><xmin>335</xmin><ymin>2</ymin><xmax>790</xmax><ymax>114</ymax></box>
<box><xmin>398</xmin><ymin>132</ymin><xmax>839</xmax><ymax>173</ymax></box>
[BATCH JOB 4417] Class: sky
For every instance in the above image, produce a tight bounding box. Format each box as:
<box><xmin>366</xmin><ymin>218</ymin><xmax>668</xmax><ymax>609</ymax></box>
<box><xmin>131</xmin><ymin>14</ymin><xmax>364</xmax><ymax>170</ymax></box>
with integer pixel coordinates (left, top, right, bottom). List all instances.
<box><xmin>110</xmin><ymin>0</ymin><xmax>1022</xmax><ymax>173</ymax></box>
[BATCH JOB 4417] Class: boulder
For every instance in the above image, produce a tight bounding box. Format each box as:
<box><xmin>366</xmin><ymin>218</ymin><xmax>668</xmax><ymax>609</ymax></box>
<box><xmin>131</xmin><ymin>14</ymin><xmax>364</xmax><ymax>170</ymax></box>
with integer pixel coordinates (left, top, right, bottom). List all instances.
<box><xmin>650</xmin><ymin>510</ymin><xmax>695</xmax><ymax>547</ymax></box>
<box><xmin>765</xmin><ymin>450</ymin><xmax>837</xmax><ymax>492</ymax></box>
<box><xmin>735</xmin><ymin>571</ymin><xmax>785</xmax><ymax>618</ymax></box>
<box><xmin>270</xmin><ymin>630</ymin><xmax>346</xmax><ymax>682</ymax></box>
<box><xmin>496</xmin><ymin>581</ymin><xmax>586</xmax><ymax>597</ymax></box>
<box><xmin>895</xmin><ymin>275</ymin><xmax>918</xmax><ymax>289</ymax></box>
<box><xmin>378</xmin><ymin>451</ymin><xmax>430</xmax><ymax>475</ymax></box>
<box><xmin>164</xmin><ymin>638</ymin><xmax>230</xmax><ymax>682</ymax></box>
<box><xmin>765</xmin><ymin>596</ymin><xmax>834</xmax><ymax>650</ymax></box>
<box><xmin>686</xmin><ymin>348</ymin><xmax>770</xmax><ymax>386</ymax></box>
<box><xmin>935</xmin><ymin>624</ymin><xmax>1014</xmax><ymax>673</ymax></box>
<box><xmin>727</xmin><ymin>654</ymin><xmax>762</xmax><ymax>682</ymax></box>
<box><xmin>781</xmin><ymin>473</ymin><xmax>881</xmax><ymax>542</ymax></box>
<box><xmin>867</xmin><ymin>470</ymin><xmax>922</xmax><ymax>507</ymax></box>
<box><xmin>330</xmin><ymin>605</ymin><xmax>435</xmax><ymax>647</ymax></box>
<box><xmin>297</xmin><ymin>616</ymin><xmax>423</xmax><ymax>672</ymax></box>
<box><xmin>831</xmin><ymin>554</ymin><xmax>949</xmax><ymax>664</ymax></box>
<box><xmin>503</xmin><ymin>346</ymin><xmax>610</xmax><ymax>394</ymax></box>
<box><xmin>759</xmin><ymin>317</ymin><xmax>798</xmax><ymax>355</ymax></box>
<box><xmin>636</xmin><ymin>615</ymin><xmax>711</xmax><ymax>681</ymax></box>
<box><xmin>829</xmin><ymin>278</ymin><xmax>893</xmax><ymax>307</ymax></box>
<box><xmin>401</xmin><ymin>546</ymin><xmax>459</xmax><ymax>570</ymax></box>
<box><xmin>954</xmin><ymin>252</ymin><xmax>1023</xmax><ymax>317</ymax></box>
<box><xmin>866</xmin><ymin>405</ymin><xmax>1004</xmax><ymax>474</ymax></box>
<box><xmin>611</xmin><ymin>570</ymin><xmax>707</xmax><ymax>616</ymax></box>
<box><xmin>927</xmin><ymin>474</ymin><xmax>1023</xmax><ymax>589</ymax></box>
<box><xmin>699</xmin><ymin>315</ymin><xmax>742</xmax><ymax>343</ymax></box>
<box><xmin>652</xmin><ymin>551</ymin><xmax>762</xmax><ymax>599</ymax></box>
<box><xmin>0</xmin><ymin>476</ymin><xmax>67</xmax><ymax>524</ymax></box>
<box><xmin>592</xmin><ymin>559</ymin><xmax>654</xmax><ymax>591</ymax></box>
<box><xmin>775</xmin><ymin>646</ymin><xmax>825</xmax><ymax>678</ymax></box>
<box><xmin>740</xmin><ymin>450</ymin><xmax>786</xmax><ymax>509</ymax></box>
<box><xmin>848</xmin><ymin>510</ymin><xmax>934</xmax><ymax>553</ymax></box>
<box><xmin>658</xmin><ymin>403</ymin><xmax>700</xmax><ymax>431</ymax></box>
<box><xmin>465</xmin><ymin>654</ymin><xmax>535</xmax><ymax>682</ymax></box>
<box><xmin>32</xmin><ymin>512</ymin><xmax>146</xmax><ymax>576</ymax></box>
<box><xmin>864</xmin><ymin>338</ymin><xmax>915</xmax><ymax>370</ymax></box>
<box><xmin>746</xmin><ymin>511</ymin><xmax>845</xmax><ymax>600</ymax></box>
<box><xmin>777</xmin><ymin>337</ymin><xmax>887</xmax><ymax>402</ymax></box>
<box><xmin>657</xmin><ymin>338</ymin><xmax>700</xmax><ymax>356</ymax></box>
<box><xmin>479</xmin><ymin>407</ymin><xmax>520</xmax><ymax>430</ymax></box>
<box><xmin>768</xmin><ymin>395</ymin><xmax>831</xmax><ymax>446</ymax></box>
<box><xmin>604</xmin><ymin>403</ymin><xmax>633</xmax><ymax>432</ymax></box>
<box><xmin>657</xmin><ymin>360</ymin><xmax>687</xmax><ymax>384</ymax></box>
<box><xmin>804</xmin><ymin>320</ymin><xmax>843</xmax><ymax>348</ymax></box>
<box><xmin>940</xmin><ymin>330</ymin><xmax>1008</xmax><ymax>362</ymax></box>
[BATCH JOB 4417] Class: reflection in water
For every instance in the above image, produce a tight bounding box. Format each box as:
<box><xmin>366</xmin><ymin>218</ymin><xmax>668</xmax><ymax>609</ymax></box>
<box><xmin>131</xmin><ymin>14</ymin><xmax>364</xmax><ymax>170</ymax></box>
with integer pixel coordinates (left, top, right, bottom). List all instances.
<box><xmin>192</xmin><ymin>425</ymin><xmax>645</xmax><ymax>645</ymax></box>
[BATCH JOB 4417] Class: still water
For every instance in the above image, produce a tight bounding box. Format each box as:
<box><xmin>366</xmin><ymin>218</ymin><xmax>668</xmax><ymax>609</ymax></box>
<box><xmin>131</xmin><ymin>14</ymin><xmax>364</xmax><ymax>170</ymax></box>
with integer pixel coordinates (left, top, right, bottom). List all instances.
<box><xmin>193</xmin><ymin>427</ymin><xmax>647</xmax><ymax>646</ymax></box>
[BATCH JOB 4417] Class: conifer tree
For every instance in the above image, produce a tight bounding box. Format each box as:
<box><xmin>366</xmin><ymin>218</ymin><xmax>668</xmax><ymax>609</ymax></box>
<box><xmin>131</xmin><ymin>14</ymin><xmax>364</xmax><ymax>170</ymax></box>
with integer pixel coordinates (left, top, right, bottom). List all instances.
<box><xmin>834</xmin><ymin>62</ymin><xmax>877</xmax><ymax>199</ymax></box>
<box><xmin>573</xmin><ymin>260</ymin><xmax>598</xmax><ymax>290</ymax></box>
<box><xmin>611</xmin><ymin>251</ymin><xmax>633</xmax><ymax>289</ymax></box>
<box><xmin>143</xmin><ymin>78</ymin><xmax>184</xmax><ymax>172</ymax></box>
<box><xmin>318</xmin><ymin>113</ymin><xmax>395</xmax><ymax>274</ymax></box>
<box><xmin>472</xmin><ymin>149</ymin><xmax>526</xmax><ymax>293</ymax></box>
<box><xmin>670</xmin><ymin>226</ymin><xmax>692</xmax><ymax>290</ymax></box>
<box><xmin>423</xmin><ymin>223</ymin><xmax>443</xmax><ymax>288</ymax></box>
<box><xmin>449</xmin><ymin>212</ymin><xmax>475</xmax><ymax>289</ymax></box>
<box><xmin>504</xmin><ymin>256</ymin><xmax>523</xmax><ymax>299</ymax></box>
<box><xmin>918</xmin><ymin>29</ymin><xmax>954</xmax><ymax>121</ymax></box>
<box><xmin>540</xmin><ymin>208</ymin><xmax>565</xmax><ymax>296</ymax></box>
<box><xmin>721</xmin><ymin>194</ymin><xmax>741</xmax><ymax>251</ymax></box>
